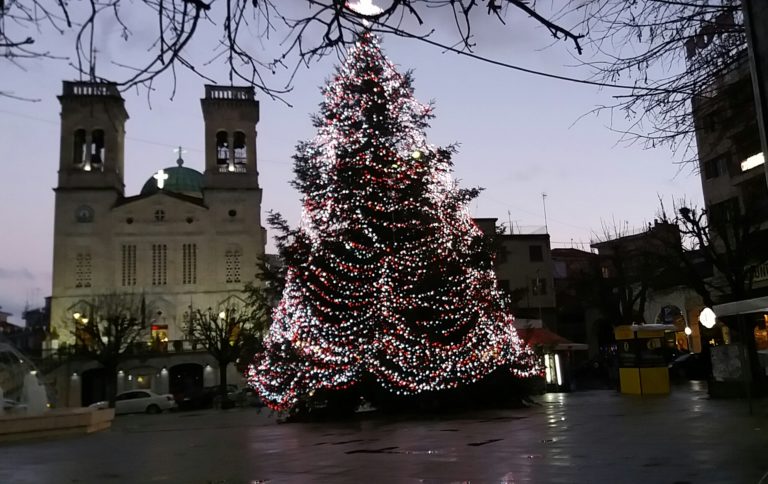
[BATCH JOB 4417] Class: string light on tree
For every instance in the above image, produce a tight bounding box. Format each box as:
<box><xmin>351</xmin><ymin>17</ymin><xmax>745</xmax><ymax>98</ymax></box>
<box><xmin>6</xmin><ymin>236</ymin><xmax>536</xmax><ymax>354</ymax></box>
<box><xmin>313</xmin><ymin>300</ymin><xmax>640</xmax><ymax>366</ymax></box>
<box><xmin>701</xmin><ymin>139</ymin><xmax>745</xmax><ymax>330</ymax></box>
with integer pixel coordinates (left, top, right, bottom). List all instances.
<box><xmin>248</xmin><ymin>33</ymin><xmax>539</xmax><ymax>412</ymax></box>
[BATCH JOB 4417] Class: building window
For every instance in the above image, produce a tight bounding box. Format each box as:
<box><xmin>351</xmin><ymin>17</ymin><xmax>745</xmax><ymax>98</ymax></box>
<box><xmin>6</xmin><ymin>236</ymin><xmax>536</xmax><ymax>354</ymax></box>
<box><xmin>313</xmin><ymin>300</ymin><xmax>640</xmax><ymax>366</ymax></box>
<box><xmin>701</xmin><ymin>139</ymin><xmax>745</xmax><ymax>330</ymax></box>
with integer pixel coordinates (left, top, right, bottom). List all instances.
<box><xmin>73</xmin><ymin>129</ymin><xmax>87</xmax><ymax>166</ymax></box>
<box><xmin>709</xmin><ymin>197</ymin><xmax>739</xmax><ymax>226</ymax></box>
<box><xmin>154</xmin><ymin>209</ymin><xmax>165</xmax><ymax>222</ymax></box>
<box><xmin>75</xmin><ymin>205</ymin><xmax>94</xmax><ymax>223</ymax></box>
<box><xmin>601</xmin><ymin>266</ymin><xmax>610</xmax><ymax>279</ymax></box>
<box><xmin>121</xmin><ymin>244</ymin><xmax>137</xmax><ymax>286</ymax></box>
<box><xmin>75</xmin><ymin>252</ymin><xmax>92</xmax><ymax>288</ymax></box>
<box><xmin>182</xmin><ymin>243</ymin><xmax>197</xmax><ymax>285</ymax></box>
<box><xmin>704</xmin><ymin>156</ymin><xmax>726</xmax><ymax>179</ymax></box>
<box><xmin>152</xmin><ymin>244</ymin><xmax>167</xmax><ymax>286</ymax></box>
<box><xmin>529</xmin><ymin>245</ymin><xmax>544</xmax><ymax>262</ymax></box>
<box><xmin>216</xmin><ymin>131</ymin><xmax>230</xmax><ymax>167</ymax></box>
<box><xmin>233</xmin><ymin>131</ymin><xmax>247</xmax><ymax>167</ymax></box>
<box><xmin>531</xmin><ymin>277</ymin><xmax>547</xmax><ymax>295</ymax></box>
<box><xmin>91</xmin><ymin>129</ymin><xmax>105</xmax><ymax>169</ymax></box>
<box><xmin>225</xmin><ymin>248</ymin><xmax>241</xmax><ymax>284</ymax></box>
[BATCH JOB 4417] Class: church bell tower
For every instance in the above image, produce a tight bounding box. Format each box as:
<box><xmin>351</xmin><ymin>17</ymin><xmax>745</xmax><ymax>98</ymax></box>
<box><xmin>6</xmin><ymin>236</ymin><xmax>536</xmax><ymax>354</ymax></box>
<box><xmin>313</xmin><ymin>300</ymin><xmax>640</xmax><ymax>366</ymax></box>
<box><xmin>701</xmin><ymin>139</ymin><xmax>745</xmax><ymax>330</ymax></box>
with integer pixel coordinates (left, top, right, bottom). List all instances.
<box><xmin>200</xmin><ymin>85</ymin><xmax>260</xmax><ymax>189</ymax></box>
<box><xmin>57</xmin><ymin>81</ymin><xmax>128</xmax><ymax>193</ymax></box>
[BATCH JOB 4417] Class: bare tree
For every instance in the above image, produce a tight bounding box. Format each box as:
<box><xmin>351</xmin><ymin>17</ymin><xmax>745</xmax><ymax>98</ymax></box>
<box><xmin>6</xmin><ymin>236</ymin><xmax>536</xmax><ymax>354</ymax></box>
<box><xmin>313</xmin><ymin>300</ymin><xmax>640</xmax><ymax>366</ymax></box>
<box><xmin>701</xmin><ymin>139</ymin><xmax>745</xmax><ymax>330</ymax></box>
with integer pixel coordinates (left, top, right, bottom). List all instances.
<box><xmin>1</xmin><ymin>0</ymin><xmax>585</xmax><ymax>101</ymax></box>
<box><xmin>566</xmin><ymin>0</ymin><xmax>746</xmax><ymax>165</ymax></box>
<box><xmin>69</xmin><ymin>292</ymin><xmax>152</xmax><ymax>406</ymax></box>
<box><xmin>590</xmin><ymin>220</ymin><xmax>678</xmax><ymax>324</ymax></box>
<box><xmin>655</xmin><ymin>198</ymin><xmax>768</xmax><ymax>305</ymax></box>
<box><xmin>185</xmin><ymin>305</ymin><xmax>262</xmax><ymax>402</ymax></box>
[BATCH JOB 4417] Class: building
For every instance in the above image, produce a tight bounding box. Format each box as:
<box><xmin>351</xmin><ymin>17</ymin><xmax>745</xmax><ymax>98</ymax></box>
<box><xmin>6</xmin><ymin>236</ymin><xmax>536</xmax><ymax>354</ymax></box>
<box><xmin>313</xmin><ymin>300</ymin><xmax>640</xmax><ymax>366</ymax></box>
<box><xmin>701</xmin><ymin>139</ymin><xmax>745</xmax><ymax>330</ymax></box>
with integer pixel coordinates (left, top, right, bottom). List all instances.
<box><xmin>473</xmin><ymin>218</ymin><xmax>557</xmax><ymax>330</ymax></box>
<box><xmin>551</xmin><ymin>248</ymin><xmax>604</xmax><ymax>358</ymax></box>
<box><xmin>47</xmin><ymin>82</ymin><xmax>266</xmax><ymax>406</ymax></box>
<box><xmin>691</xmin><ymin>49</ymin><xmax>768</xmax><ymax>394</ymax></box>
<box><xmin>693</xmin><ymin>52</ymin><xmax>768</xmax><ymax>232</ymax></box>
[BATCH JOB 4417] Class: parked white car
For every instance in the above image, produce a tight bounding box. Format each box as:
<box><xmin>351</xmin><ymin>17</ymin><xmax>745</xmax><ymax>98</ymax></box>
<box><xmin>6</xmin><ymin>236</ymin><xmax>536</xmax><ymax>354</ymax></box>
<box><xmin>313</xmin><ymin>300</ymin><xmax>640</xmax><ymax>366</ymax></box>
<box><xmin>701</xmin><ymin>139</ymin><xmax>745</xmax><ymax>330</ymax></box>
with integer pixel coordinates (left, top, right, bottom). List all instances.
<box><xmin>90</xmin><ymin>390</ymin><xmax>176</xmax><ymax>415</ymax></box>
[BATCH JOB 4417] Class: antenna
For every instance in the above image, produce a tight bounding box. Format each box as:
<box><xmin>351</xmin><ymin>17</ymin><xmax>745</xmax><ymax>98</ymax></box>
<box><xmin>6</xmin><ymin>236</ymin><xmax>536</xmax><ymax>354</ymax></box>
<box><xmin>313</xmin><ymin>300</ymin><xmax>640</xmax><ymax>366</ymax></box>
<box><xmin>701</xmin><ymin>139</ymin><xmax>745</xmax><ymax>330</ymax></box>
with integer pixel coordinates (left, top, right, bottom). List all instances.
<box><xmin>507</xmin><ymin>210</ymin><xmax>513</xmax><ymax>234</ymax></box>
<box><xmin>541</xmin><ymin>192</ymin><xmax>549</xmax><ymax>233</ymax></box>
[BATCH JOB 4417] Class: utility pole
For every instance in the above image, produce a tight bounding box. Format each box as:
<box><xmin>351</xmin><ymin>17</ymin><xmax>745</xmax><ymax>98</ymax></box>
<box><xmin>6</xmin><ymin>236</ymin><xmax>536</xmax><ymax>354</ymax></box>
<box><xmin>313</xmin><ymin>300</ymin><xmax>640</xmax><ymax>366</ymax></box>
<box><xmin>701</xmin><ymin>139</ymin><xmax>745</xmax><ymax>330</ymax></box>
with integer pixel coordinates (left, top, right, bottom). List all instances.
<box><xmin>742</xmin><ymin>0</ymin><xmax>768</xmax><ymax>188</ymax></box>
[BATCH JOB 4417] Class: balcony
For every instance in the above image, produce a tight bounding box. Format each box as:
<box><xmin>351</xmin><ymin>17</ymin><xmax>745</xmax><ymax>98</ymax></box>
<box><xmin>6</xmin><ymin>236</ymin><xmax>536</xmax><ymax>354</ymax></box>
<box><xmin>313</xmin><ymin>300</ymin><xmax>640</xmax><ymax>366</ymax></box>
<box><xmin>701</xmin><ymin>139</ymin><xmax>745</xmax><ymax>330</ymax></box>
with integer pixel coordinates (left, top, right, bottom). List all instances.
<box><xmin>218</xmin><ymin>164</ymin><xmax>247</xmax><ymax>173</ymax></box>
<box><xmin>62</xmin><ymin>81</ymin><xmax>121</xmax><ymax>97</ymax></box>
<box><xmin>205</xmin><ymin>85</ymin><xmax>254</xmax><ymax>100</ymax></box>
<box><xmin>754</xmin><ymin>261</ymin><xmax>768</xmax><ymax>283</ymax></box>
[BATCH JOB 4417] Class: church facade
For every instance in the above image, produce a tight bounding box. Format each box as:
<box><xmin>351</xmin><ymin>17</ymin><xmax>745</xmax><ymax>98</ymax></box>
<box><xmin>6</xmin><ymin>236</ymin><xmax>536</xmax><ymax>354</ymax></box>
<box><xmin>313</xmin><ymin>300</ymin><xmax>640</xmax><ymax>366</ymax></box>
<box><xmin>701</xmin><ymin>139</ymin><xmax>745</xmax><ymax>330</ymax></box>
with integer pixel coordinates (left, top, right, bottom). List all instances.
<box><xmin>48</xmin><ymin>82</ymin><xmax>266</xmax><ymax>405</ymax></box>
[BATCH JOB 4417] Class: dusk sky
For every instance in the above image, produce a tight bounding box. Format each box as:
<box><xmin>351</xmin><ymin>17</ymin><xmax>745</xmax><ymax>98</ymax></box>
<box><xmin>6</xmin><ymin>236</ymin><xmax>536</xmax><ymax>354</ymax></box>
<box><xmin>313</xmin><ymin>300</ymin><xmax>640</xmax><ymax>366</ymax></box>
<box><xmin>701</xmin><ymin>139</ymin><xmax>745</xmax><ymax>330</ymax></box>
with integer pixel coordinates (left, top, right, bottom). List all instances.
<box><xmin>0</xmin><ymin>4</ymin><xmax>703</xmax><ymax>323</ymax></box>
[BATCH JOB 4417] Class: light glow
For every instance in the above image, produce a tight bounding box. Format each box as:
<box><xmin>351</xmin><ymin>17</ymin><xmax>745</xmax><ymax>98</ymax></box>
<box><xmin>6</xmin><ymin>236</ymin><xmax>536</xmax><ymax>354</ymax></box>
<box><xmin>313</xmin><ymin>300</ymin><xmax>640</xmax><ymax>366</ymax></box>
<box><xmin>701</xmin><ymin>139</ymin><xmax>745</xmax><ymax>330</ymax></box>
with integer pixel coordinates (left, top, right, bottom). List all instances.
<box><xmin>684</xmin><ymin>326</ymin><xmax>692</xmax><ymax>336</ymax></box>
<box><xmin>554</xmin><ymin>354</ymin><xmax>562</xmax><ymax>387</ymax></box>
<box><xmin>699</xmin><ymin>307</ymin><xmax>717</xmax><ymax>329</ymax></box>
<box><xmin>154</xmin><ymin>169</ymin><xmax>169</xmax><ymax>189</ymax></box>
<box><xmin>741</xmin><ymin>152</ymin><xmax>764</xmax><ymax>172</ymax></box>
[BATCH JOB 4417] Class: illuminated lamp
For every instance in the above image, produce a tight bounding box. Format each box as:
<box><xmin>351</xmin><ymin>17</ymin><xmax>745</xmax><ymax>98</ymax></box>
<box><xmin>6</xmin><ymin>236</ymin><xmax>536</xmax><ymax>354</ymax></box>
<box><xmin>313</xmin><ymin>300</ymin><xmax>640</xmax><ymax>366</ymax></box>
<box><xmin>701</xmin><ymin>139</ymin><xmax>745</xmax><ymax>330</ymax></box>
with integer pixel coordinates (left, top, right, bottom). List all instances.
<box><xmin>699</xmin><ymin>307</ymin><xmax>717</xmax><ymax>329</ymax></box>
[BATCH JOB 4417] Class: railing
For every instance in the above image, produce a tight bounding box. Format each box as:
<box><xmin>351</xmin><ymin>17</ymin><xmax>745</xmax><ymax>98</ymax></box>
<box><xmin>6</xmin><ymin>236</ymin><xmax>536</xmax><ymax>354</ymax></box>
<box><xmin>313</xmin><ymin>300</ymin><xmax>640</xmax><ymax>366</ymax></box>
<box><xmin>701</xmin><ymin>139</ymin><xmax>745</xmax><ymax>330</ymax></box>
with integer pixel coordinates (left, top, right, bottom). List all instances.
<box><xmin>205</xmin><ymin>85</ymin><xmax>254</xmax><ymax>100</ymax></box>
<box><xmin>62</xmin><ymin>81</ymin><xmax>120</xmax><ymax>97</ymax></box>
<box><xmin>754</xmin><ymin>261</ymin><xmax>768</xmax><ymax>282</ymax></box>
<box><xmin>218</xmin><ymin>164</ymin><xmax>248</xmax><ymax>173</ymax></box>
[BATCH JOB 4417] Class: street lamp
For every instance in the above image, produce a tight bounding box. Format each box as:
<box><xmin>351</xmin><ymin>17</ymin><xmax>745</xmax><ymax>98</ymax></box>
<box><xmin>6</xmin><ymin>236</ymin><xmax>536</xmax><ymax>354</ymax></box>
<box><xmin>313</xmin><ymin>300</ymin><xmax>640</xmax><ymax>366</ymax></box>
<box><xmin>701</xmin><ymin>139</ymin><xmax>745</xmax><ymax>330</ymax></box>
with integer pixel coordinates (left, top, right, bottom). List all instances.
<box><xmin>699</xmin><ymin>307</ymin><xmax>717</xmax><ymax>329</ymax></box>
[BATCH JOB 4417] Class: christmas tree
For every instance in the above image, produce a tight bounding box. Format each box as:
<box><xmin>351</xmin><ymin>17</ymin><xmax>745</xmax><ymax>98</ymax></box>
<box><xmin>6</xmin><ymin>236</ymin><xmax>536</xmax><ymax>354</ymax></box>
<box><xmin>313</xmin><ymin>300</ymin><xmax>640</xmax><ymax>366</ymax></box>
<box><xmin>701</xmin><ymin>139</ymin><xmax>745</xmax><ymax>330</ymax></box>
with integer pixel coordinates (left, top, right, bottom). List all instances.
<box><xmin>249</xmin><ymin>33</ymin><xmax>539</xmax><ymax>412</ymax></box>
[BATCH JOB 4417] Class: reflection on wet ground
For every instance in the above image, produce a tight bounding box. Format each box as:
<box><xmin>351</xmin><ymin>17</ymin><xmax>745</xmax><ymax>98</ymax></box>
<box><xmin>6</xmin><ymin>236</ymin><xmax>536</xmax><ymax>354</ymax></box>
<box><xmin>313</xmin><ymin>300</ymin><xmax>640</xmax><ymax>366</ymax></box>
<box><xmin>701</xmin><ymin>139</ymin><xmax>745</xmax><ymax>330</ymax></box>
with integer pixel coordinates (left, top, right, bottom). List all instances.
<box><xmin>1</xmin><ymin>382</ymin><xmax>766</xmax><ymax>483</ymax></box>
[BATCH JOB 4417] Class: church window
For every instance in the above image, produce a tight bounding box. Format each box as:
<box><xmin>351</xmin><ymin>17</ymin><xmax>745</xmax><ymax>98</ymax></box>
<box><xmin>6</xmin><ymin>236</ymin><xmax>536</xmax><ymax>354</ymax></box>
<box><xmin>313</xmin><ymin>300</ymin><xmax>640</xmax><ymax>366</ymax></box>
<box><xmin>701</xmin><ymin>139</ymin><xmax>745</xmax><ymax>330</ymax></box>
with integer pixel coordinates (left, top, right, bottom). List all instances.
<box><xmin>225</xmin><ymin>248</ymin><xmax>241</xmax><ymax>283</ymax></box>
<box><xmin>73</xmin><ymin>129</ymin><xmax>87</xmax><ymax>166</ymax></box>
<box><xmin>233</xmin><ymin>131</ymin><xmax>247</xmax><ymax>169</ymax></box>
<box><xmin>152</xmin><ymin>244</ymin><xmax>167</xmax><ymax>286</ymax></box>
<box><xmin>75</xmin><ymin>252</ymin><xmax>92</xmax><ymax>288</ymax></box>
<box><xmin>121</xmin><ymin>244</ymin><xmax>137</xmax><ymax>286</ymax></box>
<box><xmin>76</xmin><ymin>205</ymin><xmax>94</xmax><ymax>223</ymax></box>
<box><xmin>154</xmin><ymin>209</ymin><xmax>165</xmax><ymax>222</ymax></box>
<box><xmin>182</xmin><ymin>243</ymin><xmax>197</xmax><ymax>285</ymax></box>
<box><xmin>216</xmin><ymin>131</ymin><xmax>230</xmax><ymax>168</ymax></box>
<box><xmin>90</xmin><ymin>129</ymin><xmax>105</xmax><ymax>170</ymax></box>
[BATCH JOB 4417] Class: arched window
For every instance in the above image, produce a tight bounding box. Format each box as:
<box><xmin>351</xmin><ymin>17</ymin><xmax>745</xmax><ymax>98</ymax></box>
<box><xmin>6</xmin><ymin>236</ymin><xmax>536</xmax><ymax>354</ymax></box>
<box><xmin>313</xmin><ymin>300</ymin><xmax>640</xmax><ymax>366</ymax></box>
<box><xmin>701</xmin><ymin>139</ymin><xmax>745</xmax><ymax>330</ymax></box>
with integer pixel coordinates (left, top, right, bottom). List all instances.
<box><xmin>216</xmin><ymin>131</ymin><xmax>230</xmax><ymax>167</ymax></box>
<box><xmin>233</xmin><ymin>131</ymin><xmax>247</xmax><ymax>168</ymax></box>
<box><xmin>91</xmin><ymin>129</ymin><xmax>105</xmax><ymax>171</ymax></box>
<box><xmin>73</xmin><ymin>129</ymin><xmax>87</xmax><ymax>166</ymax></box>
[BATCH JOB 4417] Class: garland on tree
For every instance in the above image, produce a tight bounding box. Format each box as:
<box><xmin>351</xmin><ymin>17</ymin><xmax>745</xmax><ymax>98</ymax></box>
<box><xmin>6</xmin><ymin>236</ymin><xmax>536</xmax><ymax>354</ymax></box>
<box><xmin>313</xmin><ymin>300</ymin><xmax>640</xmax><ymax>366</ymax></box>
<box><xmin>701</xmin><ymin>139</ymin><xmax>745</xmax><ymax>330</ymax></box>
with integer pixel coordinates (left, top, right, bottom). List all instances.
<box><xmin>249</xmin><ymin>33</ymin><xmax>540</xmax><ymax>412</ymax></box>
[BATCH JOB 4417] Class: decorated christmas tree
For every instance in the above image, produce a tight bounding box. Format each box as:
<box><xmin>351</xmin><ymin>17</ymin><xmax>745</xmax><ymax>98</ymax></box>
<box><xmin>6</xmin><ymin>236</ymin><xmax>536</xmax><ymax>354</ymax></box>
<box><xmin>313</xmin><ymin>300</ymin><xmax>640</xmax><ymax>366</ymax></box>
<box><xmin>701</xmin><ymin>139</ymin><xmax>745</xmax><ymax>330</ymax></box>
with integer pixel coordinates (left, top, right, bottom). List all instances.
<box><xmin>249</xmin><ymin>33</ymin><xmax>539</xmax><ymax>413</ymax></box>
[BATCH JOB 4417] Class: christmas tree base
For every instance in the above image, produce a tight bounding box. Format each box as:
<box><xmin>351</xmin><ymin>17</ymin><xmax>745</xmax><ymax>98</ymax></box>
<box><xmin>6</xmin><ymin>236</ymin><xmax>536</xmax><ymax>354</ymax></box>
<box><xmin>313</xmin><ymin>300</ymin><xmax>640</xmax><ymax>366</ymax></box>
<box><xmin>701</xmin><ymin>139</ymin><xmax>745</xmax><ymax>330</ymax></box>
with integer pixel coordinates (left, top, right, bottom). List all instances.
<box><xmin>284</xmin><ymin>370</ymin><xmax>544</xmax><ymax>422</ymax></box>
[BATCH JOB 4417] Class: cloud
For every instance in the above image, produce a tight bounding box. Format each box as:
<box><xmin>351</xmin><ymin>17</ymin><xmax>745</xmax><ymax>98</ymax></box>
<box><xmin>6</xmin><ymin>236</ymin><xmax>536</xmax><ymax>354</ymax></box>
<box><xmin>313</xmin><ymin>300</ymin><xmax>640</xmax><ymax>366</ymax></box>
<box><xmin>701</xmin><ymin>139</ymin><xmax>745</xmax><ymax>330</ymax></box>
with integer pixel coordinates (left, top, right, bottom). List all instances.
<box><xmin>0</xmin><ymin>267</ymin><xmax>36</xmax><ymax>281</ymax></box>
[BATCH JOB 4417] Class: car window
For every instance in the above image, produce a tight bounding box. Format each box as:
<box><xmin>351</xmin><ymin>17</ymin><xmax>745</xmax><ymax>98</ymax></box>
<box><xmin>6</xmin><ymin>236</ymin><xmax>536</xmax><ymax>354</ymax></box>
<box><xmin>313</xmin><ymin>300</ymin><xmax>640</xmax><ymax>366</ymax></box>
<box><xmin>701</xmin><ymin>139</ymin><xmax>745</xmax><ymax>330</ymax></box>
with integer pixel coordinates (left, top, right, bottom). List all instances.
<box><xmin>118</xmin><ymin>391</ymin><xmax>146</xmax><ymax>400</ymax></box>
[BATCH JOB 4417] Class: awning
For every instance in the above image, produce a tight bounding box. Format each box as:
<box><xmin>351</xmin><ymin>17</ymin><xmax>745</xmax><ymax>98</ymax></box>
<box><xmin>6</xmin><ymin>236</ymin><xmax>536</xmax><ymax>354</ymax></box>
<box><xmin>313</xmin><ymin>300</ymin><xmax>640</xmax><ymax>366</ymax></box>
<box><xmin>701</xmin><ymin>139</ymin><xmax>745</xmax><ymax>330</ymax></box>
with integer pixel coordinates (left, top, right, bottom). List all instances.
<box><xmin>516</xmin><ymin>327</ymin><xmax>589</xmax><ymax>351</ymax></box>
<box><xmin>713</xmin><ymin>296</ymin><xmax>768</xmax><ymax>317</ymax></box>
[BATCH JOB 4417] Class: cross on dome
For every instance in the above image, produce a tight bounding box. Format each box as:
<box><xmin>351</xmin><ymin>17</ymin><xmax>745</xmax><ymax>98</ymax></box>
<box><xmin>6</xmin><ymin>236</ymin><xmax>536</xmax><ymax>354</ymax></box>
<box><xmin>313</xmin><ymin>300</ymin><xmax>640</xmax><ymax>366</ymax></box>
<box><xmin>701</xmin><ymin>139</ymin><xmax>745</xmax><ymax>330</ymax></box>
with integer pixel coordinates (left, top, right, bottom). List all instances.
<box><xmin>173</xmin><ymin>146</ymin><xmax>187</xmax><ymax>166</ymax></box>
<box><xmin>154</xmin><ymin>169</ymin><xmax>169</xmax><ymax>189</ymax></box>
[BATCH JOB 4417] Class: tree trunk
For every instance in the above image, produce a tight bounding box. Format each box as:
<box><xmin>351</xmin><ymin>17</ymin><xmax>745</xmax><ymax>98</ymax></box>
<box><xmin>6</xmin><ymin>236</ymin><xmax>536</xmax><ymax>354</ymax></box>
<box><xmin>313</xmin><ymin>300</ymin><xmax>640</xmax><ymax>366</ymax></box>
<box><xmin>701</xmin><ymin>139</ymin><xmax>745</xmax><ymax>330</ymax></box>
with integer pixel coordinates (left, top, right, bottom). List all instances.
<box><xmin>105</xmin><ymin>364</ymin><xmax>118</xmax><ymax>408</ymax></box>
<box><xmin>218</xmin><ymin>361</ymin><xmax>228</xmax><ymax>399</ymax></box>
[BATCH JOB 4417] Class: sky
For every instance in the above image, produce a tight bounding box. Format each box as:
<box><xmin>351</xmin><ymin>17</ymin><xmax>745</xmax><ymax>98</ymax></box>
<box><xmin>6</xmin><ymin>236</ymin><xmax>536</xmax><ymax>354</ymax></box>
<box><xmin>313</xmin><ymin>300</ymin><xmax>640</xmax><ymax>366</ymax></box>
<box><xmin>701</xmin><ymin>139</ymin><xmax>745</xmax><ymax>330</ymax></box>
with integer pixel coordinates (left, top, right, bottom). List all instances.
<box><xmin>0</xmin><ymin>3</ymin><xmax>704</xmax><ymax>324</ymax></box>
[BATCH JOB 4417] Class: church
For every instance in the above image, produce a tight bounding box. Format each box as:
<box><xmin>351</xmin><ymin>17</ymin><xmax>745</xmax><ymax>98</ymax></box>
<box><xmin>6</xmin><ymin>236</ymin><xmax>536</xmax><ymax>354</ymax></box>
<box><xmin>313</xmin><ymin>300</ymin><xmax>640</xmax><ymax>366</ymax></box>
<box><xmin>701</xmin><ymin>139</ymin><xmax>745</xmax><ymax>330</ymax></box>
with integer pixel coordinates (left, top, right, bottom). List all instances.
<box><xmin>48</xmin><ymin>81</ymin><xmax>266</xmax><ymax>406</ymax></box>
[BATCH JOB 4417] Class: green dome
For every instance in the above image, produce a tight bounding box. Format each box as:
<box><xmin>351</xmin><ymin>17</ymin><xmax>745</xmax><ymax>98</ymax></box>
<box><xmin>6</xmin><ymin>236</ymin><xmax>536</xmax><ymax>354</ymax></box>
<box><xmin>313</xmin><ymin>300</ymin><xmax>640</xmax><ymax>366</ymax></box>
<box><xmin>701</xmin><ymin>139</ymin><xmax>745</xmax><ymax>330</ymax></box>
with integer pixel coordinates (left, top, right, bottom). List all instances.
<box><xmin>141</xmin><ymin>163</ymin><xmax>204</xmax><ymax>196</ymax></box>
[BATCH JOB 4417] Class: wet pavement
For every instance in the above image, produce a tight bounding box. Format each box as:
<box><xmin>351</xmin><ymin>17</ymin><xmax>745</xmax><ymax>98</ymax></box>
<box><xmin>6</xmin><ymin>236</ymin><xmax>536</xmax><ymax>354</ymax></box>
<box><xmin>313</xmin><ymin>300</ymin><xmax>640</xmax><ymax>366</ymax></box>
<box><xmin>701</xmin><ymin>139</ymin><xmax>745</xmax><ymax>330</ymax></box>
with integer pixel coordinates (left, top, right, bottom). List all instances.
<box><xmin>1</xmin><ymin>382</ymin><xmax>767</xmax><ymax>483</ymax></box>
